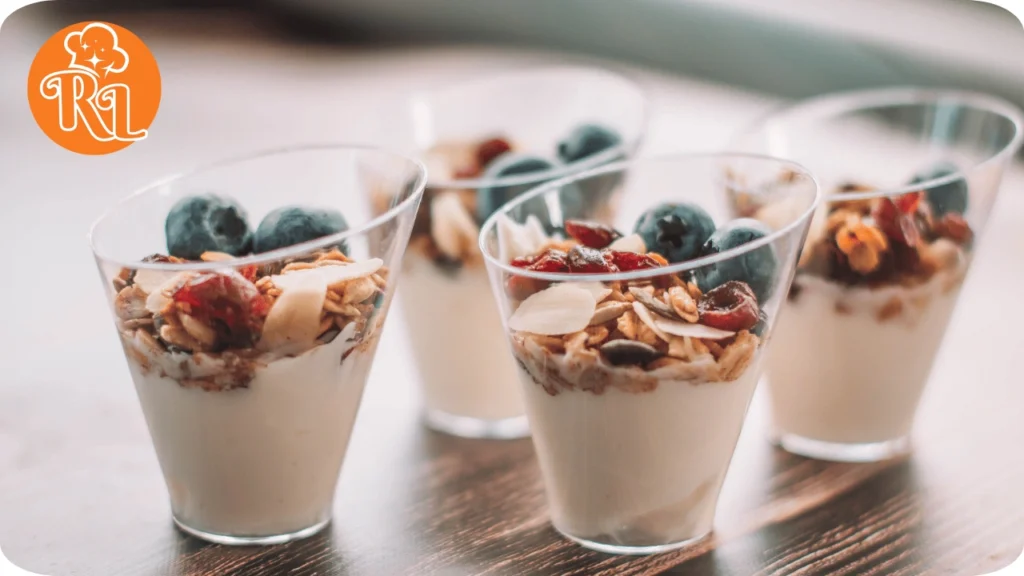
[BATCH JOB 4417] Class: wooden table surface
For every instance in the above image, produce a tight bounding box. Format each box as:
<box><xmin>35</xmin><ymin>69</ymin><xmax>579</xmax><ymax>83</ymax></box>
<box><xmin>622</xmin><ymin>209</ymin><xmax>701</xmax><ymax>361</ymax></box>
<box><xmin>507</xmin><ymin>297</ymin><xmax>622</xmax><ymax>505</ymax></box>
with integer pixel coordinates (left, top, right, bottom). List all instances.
<box><xmin>1</xmin><ymin>5</ymin><xmax>1023</xmax><ymax>575</ymax></box>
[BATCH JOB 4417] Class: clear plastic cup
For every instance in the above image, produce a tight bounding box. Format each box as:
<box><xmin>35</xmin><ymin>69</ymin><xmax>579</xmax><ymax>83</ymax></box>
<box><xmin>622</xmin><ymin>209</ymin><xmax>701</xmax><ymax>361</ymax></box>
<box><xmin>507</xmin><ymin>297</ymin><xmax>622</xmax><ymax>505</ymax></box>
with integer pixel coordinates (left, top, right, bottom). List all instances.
<box><xmin>89</xmin><ymin>144</ymin><xmax>426</xmax><ymax>545</ymax></box>
<box><xmin>381</xmin><ymin>66</ymin><xmax>647</xmax><ymax>439</ymax></box>
<box><xmin>479</xmin><ymin>154</ymin><xmax>820</xmax><ymax>554</ymax></box>
<box><xmin>730</xmin><ymin>88</ymin><xmax>1024</xmax><ymax>462</ymax></box>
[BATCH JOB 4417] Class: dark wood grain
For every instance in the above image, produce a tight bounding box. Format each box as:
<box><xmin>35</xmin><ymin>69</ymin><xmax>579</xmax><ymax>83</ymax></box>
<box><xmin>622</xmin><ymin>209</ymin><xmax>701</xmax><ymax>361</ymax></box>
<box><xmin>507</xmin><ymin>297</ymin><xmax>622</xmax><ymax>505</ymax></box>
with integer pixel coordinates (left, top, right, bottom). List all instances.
<box><xmin>1</xmin><ymin>4</ymin><xmax>1023</xmax><ymax>576</ymax></box>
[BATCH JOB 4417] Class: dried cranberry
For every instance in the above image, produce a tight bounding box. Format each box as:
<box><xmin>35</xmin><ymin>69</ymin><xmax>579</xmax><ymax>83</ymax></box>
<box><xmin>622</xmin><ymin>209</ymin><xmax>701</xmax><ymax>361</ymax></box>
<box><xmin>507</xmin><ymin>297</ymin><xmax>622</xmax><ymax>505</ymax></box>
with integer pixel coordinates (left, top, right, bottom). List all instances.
<box><xmin>894</xmin><ymin>191</ymin><xmax>924</xmax><ymax>215</ymax></box>
<box><xmin>510</xmin><ymin>255</ymin><xmax>538</xmax><ymax>268</ymax></box>
<box><xmin>697</xmin><ymin>281</ymin><xmax>760</xmax><ymax>332</ymax></box>
<box><xmin>172</xmin><ymin>273</ymin><xmax>266</xmax><ymax>349</ymax></box>
<box><xmin>873</xmin><ymin>197</ymin><xmax>921</xmax><ymax>247</ymax></box>
<box><xmin>933</xmin><ymin>213</ymin><xmax>973</xmax><ymax>245</ymax></box>
<box><xmin>605</xmin><ymin>250</ymin><xmax>661</xmax><ymax>271</ymax></box>
<box><xmin>568</xmin><ymin>245</ymin><xmax>616</xmax><ymax>273</ymax></box>
<box><xmin>564</xmin><ymin>220</ymin><xmax>622</xmax><ymax>249</ymax></box>
<box><xmin>476</xmin><ymin>137</ymin><xmax>513</xmax><ymax>169</ymax></box>
<box><xmin>528</xmin><ymin>250</ymin><xmax>570</xmax><ymax>273</ymax></box>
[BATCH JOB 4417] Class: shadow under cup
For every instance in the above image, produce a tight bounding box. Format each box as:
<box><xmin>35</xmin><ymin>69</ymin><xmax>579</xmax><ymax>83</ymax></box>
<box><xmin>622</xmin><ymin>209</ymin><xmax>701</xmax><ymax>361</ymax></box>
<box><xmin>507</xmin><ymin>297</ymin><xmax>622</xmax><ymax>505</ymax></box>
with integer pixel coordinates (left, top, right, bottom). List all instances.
<box><xmin>89</xmin><ymin>145</ymin><xmax>426</xmax><ymax>545</ymax></box>
<box><xmin>386</xmin><ymin>66</ymin><xmax>647</xmax><ymax>439</ymax></box>
<box><xmin>479</xmin><ymin>154</ymin><xmax>820</xmax><ymax>554</ymax></box>
<box><xmin>731</xmin><ymin>88</ymin><xmax>1024</xmax><ymax>462</ymax></box>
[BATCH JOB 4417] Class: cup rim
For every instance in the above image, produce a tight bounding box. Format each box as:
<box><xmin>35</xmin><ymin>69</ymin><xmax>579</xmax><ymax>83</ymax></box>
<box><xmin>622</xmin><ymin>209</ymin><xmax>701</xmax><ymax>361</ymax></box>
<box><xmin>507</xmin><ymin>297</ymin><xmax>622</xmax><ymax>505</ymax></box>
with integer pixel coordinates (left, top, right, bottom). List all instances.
<box><xmin>410</xmin><ymin>65</ymin><xmax>650</xmax><ymax>190</ymax></box>
<box><xmin>478</xmin><ymin>152</ymin><xmax>822</xmax><ymax>283</ymax></box>
<box><xmin>87</xmin><ymin>142</ymin><xmax>428</xmax><ymax>271</ymax></box>
<box><xmin>730</xmin><ymin>86</ymin><xmax>1024</xmax><ymax>202</ymax></box>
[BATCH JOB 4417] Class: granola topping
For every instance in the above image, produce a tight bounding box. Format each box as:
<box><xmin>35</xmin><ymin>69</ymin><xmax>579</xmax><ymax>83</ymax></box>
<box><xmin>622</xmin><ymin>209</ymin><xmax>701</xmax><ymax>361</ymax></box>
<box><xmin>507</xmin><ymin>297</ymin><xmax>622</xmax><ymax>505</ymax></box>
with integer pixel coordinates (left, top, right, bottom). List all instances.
<box><xmin>115</xmin><ymin>249</ymin><xmax>388</xmax><ymax>391</ymax></box>
<box><xmin>790</xmin><ymin>179</ymin><xmax>974</xmax><ymax>322</ymax></box>
<box><xmin>500</xmin><ymin>216</ymin><xmax>764</xmax><ymax>396</ymax></box>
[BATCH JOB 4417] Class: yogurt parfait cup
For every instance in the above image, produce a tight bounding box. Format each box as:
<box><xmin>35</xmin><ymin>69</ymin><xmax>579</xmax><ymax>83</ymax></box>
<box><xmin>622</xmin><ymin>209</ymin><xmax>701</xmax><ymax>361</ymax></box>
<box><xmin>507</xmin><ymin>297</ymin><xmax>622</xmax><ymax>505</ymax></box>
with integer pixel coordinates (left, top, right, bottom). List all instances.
<box><xmin>89</xmin><ymin>144</ymin><xmax>426</xmax><ymax>545</ymax></box>
<box><xmin>379</xmin><ymin>66</ymin><xmax>647</xmax><ymax>439</ymax></box>
<box><xmin>731</xmin><ymin>88</ymin><xmax>1024</xmax><ymax>462</ymax></box>
<box><xmin>479</xmin><ymin>154</ymin><xmax>820</xmax><ymax>554</ymax></box>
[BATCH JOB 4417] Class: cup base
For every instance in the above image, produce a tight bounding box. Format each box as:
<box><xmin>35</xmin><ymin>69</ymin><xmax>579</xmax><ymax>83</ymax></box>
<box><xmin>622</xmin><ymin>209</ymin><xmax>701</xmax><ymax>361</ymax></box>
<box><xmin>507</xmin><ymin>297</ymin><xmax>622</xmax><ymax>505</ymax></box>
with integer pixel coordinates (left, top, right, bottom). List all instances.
<box><xmin>773</xmin><ymin>432</ymin><xmax>911</xmax><ymax>463</ymax></box>
<box><xmin>556</xmin><ymin>526</ymin><xmax>712</xmax><ymax>556</ymax></box>
<box><xmin>423</xmin><ymin>409</ymin><xmax>530</xmax><ymax>440</ymax></box>
<box><xmin>172</xmin><ymin>515</ymin><xmax>331</xmax><ymax>546</ymax></box>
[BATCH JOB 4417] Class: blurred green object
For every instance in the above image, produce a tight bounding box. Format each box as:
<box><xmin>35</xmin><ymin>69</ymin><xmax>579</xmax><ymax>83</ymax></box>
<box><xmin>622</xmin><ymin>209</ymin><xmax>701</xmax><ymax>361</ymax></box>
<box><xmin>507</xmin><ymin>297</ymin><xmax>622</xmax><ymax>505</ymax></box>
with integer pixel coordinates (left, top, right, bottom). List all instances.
<box><xmin>269</xmin><ymin>0</ymin><xmax>1024</xmax><ymax>110</ymax></box>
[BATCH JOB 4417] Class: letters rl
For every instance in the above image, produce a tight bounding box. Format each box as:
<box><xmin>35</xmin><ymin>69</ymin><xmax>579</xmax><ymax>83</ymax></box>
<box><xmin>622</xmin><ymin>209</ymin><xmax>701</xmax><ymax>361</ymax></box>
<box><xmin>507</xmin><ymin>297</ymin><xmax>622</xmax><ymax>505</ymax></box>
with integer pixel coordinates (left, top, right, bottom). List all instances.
<box><xmin>40</xmin><ymin>69</ymin><xmax>148</xmax><ymax>142</ymax></box>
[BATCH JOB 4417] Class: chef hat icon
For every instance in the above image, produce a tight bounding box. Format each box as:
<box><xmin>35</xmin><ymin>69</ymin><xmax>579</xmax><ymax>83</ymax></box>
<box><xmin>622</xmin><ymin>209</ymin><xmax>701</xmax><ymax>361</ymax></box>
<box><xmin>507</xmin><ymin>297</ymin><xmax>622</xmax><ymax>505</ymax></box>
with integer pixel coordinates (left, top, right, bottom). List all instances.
<box><xmin>64</xmin><ymin>23</ymin><xmax>129</xmax><ymax>77</ymax></box>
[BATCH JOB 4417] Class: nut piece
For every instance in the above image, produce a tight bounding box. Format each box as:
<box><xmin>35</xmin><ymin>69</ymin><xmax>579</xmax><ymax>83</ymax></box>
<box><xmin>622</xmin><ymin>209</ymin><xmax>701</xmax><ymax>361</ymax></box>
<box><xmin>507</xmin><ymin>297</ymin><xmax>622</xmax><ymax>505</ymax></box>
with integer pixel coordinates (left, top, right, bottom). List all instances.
<box><xmin>340</xmin><ymin>277</ymin><xmax>377</xmax><ymax>304</ymax></box>
<box><xmin>590</xmin><ymin>301</ymin><xmax>632</xmax><ymax>326</ymax></box>
<box><xmin>836</xmin><ymin>220</ymin><xmax>888</xmax><ymax>274</ymax></box>
<box><xmin>667</xmin><ymin>286</ymin><xmax>699</xmax><ymax>323</ymax></box>
<box><xmin>115</xmin><ymin>285</ymin><xmax>149</xmax><ymax>320</ymax></box>
<box><xmin>617</xmin><ymin>310</ymin><xmax>639</xmax><ymax>340</ymax></box>
<box><xmin>179</xmin><ymin>314</ymin><xmax>217</xmax><ymax>348</ymax></box>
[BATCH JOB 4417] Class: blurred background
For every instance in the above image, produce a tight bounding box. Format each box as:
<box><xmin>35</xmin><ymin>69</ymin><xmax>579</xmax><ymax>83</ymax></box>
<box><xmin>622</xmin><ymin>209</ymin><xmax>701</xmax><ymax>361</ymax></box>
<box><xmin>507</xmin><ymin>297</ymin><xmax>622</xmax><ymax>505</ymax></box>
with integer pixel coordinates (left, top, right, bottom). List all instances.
<box><xmin>34</xmin><ymin>0</ymin><xmax>1024</xmax><ymax>111</ymax></box>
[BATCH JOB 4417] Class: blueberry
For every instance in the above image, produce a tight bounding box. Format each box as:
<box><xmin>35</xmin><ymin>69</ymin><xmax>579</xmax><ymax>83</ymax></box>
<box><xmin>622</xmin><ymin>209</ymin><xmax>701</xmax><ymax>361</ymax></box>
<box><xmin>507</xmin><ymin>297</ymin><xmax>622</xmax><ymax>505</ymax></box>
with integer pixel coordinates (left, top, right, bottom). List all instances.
<box><xmin>908</xmin><ymin>161</ymin><xmax>969</xmax><ymax>216</ymax></box>
<box><xmin>165</xmin><ymin>194</ymin><xmax>253</xmax><ymax>260</ymax></box>
<box><xmin>253</xmin><ymin>206</ymin><xmax>348</xmax><ymax>253</ymax></box>
<box><xmin>557</xmin><ymin>123</ymin><xmax>623</xmax><ymax>163</ymax></box>
<box><xmin>476</xmin><ymin>152</ymin><xmax>557</xmax><ymax>223</ymax></box>
<box><xmin>633</xmin><ymin>202</ymin><xmax>716</xmax><ymax>264</ymax></box>
<box><xmin>694</xmin><ymin>218</ymin><xmax>777</xmax><ymax>303</ymax></box>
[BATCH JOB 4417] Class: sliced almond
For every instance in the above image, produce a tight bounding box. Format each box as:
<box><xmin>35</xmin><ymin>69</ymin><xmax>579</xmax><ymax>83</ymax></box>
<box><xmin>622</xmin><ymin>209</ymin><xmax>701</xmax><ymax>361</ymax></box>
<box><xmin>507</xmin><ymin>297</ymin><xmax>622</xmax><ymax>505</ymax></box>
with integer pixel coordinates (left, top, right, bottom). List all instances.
<box><xmin>567</xmin><ymin>281</ymin><xmax>613</xmax><ymax>303</ymax></box>
<box><xmin>272</xmin><ymin>259</ymin><xmax>383</xmax><ymax>291</ymax></box>
<box><xmin>199</xmin><ymin>251</ymin><xmax>235</xmax><ymax>262</ymax></box>
<box><xmin>523</xmin><ymin>215</ymin><xmax>549</xmax><ymax>249</ymax></box>
<box><xmin>260</xmin><ymin>268</ymin><xmax>328</xmax><ymax>350</ymax></box>
<box><xmin>629</xmin><ymin>286</ymin><xmax>679</xmax><ymax>320</ymax></box>
<box><xmin>144</xmin><ymin>272</ymin><xmax>192</xmax><ymax>314</ymax></box>
<box><xmin>508</xmin><ymin>283</ymin><xmax>596</xmax><ymax>335</ymax></box>
<box><xmin>589</xmin><ymin>301</ymin><xmax>632</xmax><ymax>326</ymax></box>
<box><xmin>497</xmin><ymin>214</ymin><xmax>542</xmax><ymax>264</ymax></box>
<box><xmin>432</xmin><ymin>191</ymin><xmax>479</xmax><ymax>260</ymax></box>
<box><xmin>133</xmin><ymin>268</ymin><xmax>179</xmax><ymax>295</ymax></box>
<box><xmin>651</xmin><ymin>313</ymin><xmax>736</xmax><ymax>340</ymax></box>
<box><xmin>607</xmin><ymin>233</ymin><xmax>646</xmax><ymax>253</ymax></box>
<box><xmin>631</xmin><ymin>301</ymin><xmax>670</xmax><ymax>342</ymax></box>
<box><xmin>340</xmin><ymin>277</ymin><xmax>378</xmax><ymax>304</ymax></box>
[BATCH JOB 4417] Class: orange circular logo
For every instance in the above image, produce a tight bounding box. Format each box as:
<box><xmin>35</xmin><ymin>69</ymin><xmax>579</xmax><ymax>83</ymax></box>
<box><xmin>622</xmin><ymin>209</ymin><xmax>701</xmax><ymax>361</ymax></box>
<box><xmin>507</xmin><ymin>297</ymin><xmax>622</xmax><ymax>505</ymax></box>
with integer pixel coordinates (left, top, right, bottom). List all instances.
<box><xmin>27</xmin><ymin>21</ymin><xmax>161</xmax><ymax>155</ymax></box>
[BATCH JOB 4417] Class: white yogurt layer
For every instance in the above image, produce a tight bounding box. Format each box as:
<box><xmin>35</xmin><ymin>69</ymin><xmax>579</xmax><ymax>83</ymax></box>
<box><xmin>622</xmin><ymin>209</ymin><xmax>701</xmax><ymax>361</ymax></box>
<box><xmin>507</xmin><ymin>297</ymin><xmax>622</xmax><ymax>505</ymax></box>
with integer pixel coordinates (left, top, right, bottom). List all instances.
<box><xmin>767</xmin><ymin>263</ymin><xmax>966</xmax><ymax>445</ymax></box>
<box><xmin>399</xmin><ymin>253</ymin><xmax>525</xmax><ymax>421</ymax></box>
<box><xmin>517</xmin><ymin>357</ymin><xmax>761</xmax><ymax>547</ymax></box>
<box><xmin>127</xmin><ymin>331</ymin><xmax>373</xmax><ymax>537</ymax></box>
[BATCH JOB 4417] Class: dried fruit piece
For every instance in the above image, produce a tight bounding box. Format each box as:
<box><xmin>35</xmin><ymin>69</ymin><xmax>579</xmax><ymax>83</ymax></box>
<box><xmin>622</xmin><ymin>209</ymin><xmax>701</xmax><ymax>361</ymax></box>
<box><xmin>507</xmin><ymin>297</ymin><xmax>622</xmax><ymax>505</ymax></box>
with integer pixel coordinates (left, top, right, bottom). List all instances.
<box><xmin>697</xmin><ymin>281</ymin><xmax>760</xmax><ymax>332</ymax></box>
<box><xmin>933</xmin><ymin>213</ymin><xmax>973</xmax><ymax>245</ymax></box>
<box><xmin>564</xmin><ymin>219</ymin><xmax>622</xmax><ymax>249</ymax></box>
<box><xmin>894</xmin><ymin>191</ymin><xmax>924</xmax><ymax>215</ymax></box>
<box><xmin>606</xmin><ymin>251</ymin><xmax>661</xmax><ymax>272</ymax></box>
<box><xmin>568</xmin><ymin>245</ymin><xmax>616</xmax><ymax>273</ymax></box>
<box><xmin>172</xmin><ymin>271</ymin><xmax>268</xmax><ymax>349</ymax></box>
<box><xmin>510</xmin><ymin>255</ymin><xmax>538</xmax><ymax>268</ymax></box>
<box><xmin>476</xmin><ymin>137</ymin><xmax>513</xmax><ymax>168</ymax></box>
<box><xmin>873</xmin><ymin>197</ymin><xmax>921</xmax><ymax>247</ymax></box>
<box><xmin>528</xmin><ymin>250</ymin><xmax>570</xmax><ymax>273</ymax></box>
<box><xmin>508</xmin><ymin>283</ymin><xmax>597</xmax><ymax>335</ymax></box>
